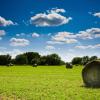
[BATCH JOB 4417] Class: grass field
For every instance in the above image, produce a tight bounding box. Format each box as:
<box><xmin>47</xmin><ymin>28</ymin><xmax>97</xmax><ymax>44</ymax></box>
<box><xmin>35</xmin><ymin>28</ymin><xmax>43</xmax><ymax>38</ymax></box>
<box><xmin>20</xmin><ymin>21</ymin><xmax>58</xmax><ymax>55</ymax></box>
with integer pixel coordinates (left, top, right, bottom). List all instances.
<box><xmin>0</xmin><ymin>65</ymin><xmax>100</xmax><ymax>100</ymax></box>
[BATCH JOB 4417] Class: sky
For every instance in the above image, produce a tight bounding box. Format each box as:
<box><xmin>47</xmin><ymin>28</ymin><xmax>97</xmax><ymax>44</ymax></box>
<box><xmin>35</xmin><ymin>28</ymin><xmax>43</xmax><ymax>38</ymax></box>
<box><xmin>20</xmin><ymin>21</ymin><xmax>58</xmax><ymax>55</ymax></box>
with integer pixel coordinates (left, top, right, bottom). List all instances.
<box><xmin>0</xmin><ymin>0</ymin><xmax>100</xmax><ymax>61</ymax></box>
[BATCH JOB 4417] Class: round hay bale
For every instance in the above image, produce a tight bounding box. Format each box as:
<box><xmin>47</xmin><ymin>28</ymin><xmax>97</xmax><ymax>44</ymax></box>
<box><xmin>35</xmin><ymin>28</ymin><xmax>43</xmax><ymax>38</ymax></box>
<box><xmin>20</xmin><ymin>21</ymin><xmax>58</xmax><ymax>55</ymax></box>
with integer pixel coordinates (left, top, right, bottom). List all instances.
<box><xmin>66</xmin><ymin>63</ymin><xmax>73</xmax><ymax>69</ymax></box>
<box><xmin>6</xmin><ymin>63</ymin><xmax>14</xmax><ymax>67</ymax></box>
<box><xmin>82</xmin><ymin>60</ymin><xmax>100</xmax><ymax>87</ymax></box>
<box><xmin>32</xmin><ymin>63</ymin><xmax>37</xmax><ymax>67</ymax></box>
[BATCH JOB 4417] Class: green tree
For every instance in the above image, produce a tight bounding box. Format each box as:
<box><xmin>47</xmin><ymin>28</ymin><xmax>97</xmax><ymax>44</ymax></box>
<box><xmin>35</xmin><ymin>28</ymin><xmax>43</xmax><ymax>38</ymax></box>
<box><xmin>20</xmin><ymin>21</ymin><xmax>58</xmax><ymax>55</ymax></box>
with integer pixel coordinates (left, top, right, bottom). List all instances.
<box><xmin>90</xmin><ymin>56</ymin><xmax>98</xmax><ymax>61</ymax></box>
<box><xmin>82</xmin><ymin>56</ymin><xmax>89</xmax><ymax>65</ymax></box>
<box><xmin>46</xmin><ymin>54</ymin><xmax>63</xmax><ymax>65</ymax></box>
<box><xmin>0</xmin><ymin>55</ymin><xmax>11</xmax><ymax>65</ymax></box>
<box><xmin>15</xmin><ymin>54</ymin><xmax>28</xmax><ymax>65</ymax></box>
<box><xmin>24</xmin><ymin>52</ymin><xmax>40</xmax><ymax>65</ymax></box>
<box><xmin>39</xmin><ymin>54</ymin><xmax>64</xmax><ymax>65</ymax></box>
<box><xmin>72</xmin><ymin>57</ymin><xmax>82</xmax><ymax>65</ymax></box>
<box><xmin>39</xmin><ymin>56</ymin><xmax>47</xmax><ymax>65</ymax></box>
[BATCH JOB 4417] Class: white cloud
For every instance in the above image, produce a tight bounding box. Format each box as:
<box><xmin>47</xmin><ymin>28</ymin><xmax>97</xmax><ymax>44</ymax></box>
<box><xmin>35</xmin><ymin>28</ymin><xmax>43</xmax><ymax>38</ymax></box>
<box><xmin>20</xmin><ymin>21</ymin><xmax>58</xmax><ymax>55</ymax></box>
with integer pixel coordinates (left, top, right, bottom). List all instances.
<box><xmin>51</xmin><ymin>32</ymin><xmax>78</xmax><ymax>44</ymax></box>
<box><xmin>77</xmin><ymin>28</ymin><xmax>100</xmax><ymax>39</ymax></box>
<box><xmin>45</xmin><ymin>45</ymin><xmax>55</xmax><ymax>50</ymax></box>
<box><xmin>16</xmin><ymin>33</ymin><xmax>25</xmax><ymax>37</ymax></box>
<box><xmin>0</xmin><ymin>16</ymin><xmax>17</xmax><ymax>26</ymax></box>
<box><xmin>95</xmin><ymin>34</ymin><xmax>100</xmax><ymax>38</ymax></box>
<box><xmin>52</xmin><ymin>28</ymin><xmax>100</xmax><ymax>41</ymax></box>
<box><xmin>65</xmin><ymin>39</ymin><xmax>78</xmax><ymax>43</ymax></box>
<box><xmin>0</xmin><ymin>49</ymin><xmax>23</xmax><ymax>58</ymax></box>
<box><xmin>49</xmin><ymin>8</ymin><xmax>66</xmax><ymax>13</ymax></box>
<box><xmin>52</xmin><ymin>32</ymin><xmax>76</xmax><ymax>40</ymax></box>
<box><xmin>48</xmin><ymin>28</ymin><xmax>100</xmax><ymax>45</ymax></box>
<box><xmin>75</xmin><ymin>44</ymin><xmax>100</xmax><ymax>49</ymax></box>
<box><xmin>0</xmin><ymin>30</ymin><xmax>6</xmax><ymax>36</ymax></box>
<box><xmin>10</xmin><ymin>38</ymin><xmax>30</xmax><ymax>46</ymax></box>
<box><xmin>30</xmin><ymin>8</ymin><xmax>72</xmax><ymax>27</ymax></box>
<box><xmin>32</xmin><ymin>33</ymin><xmax>40</xmax><ymax>38</ymax></box>
<box><xmin>93</xmin><ymin>12</ymin><xmax>100</xmax><ymax>18</ymax></box>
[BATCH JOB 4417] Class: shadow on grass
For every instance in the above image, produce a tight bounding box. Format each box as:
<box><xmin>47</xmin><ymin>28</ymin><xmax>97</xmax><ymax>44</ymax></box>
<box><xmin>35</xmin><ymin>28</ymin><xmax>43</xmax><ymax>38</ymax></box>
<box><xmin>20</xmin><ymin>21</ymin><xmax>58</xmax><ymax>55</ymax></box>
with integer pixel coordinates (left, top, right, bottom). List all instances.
<box><xmin>81</xmin><ymin>84</ymin><xmax>100</xmax><ymax>89</ymax></box>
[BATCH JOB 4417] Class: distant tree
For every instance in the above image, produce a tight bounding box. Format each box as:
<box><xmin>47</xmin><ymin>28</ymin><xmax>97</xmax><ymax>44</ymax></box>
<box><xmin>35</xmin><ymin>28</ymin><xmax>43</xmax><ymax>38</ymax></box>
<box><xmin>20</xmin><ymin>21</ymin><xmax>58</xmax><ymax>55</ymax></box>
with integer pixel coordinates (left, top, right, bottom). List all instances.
<box><xmin>39</xmin><ymin>54</ymin><xmax>64</xmax><ymax>65</ymax></box>
<box><xmin>46</xmin><ymin>54</ymin><xmax>63</xmax><ymax>65</ymax></box>
<box><xmin>39</xmin><ymin>56</ymin><xmax>47</xmax><ymax>65</ymax></box>
<box><xmin>89</xmin><ymin>56</ymin><xmax>98</xmax><ymax>61</ymax></box>
<box><xmin>24</xmin><ymin>52</ymin><xmax>40</xmax><ymax>65</ymax></box>
<box><xmin>81</xmin><ymin>56</ymin><xmax>90</xmax><ymax>65</ymax></box>
<box><xmin>72</xmin><ymin>57</ymin><xmax>82</xmax><ymax>65</ymax></box>
<box><xmin>0</xmin><ymin>54</ymin><xmax>11</xmax><ymax>65</ymax></box>
<box><xmin>15</xmin><ymin>54</ymin><xmax>28</xmax><ymax>65</ymax></box>
<box><xmin>60</xmin><ymin>60</ymin><xmax>65</xmax><ymax>65</ymax></box>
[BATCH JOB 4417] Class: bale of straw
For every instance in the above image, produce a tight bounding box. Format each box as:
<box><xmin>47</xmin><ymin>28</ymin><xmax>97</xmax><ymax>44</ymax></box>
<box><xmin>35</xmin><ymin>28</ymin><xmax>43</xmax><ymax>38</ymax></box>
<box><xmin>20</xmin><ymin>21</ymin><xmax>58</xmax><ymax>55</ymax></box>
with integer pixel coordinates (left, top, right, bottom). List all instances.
<box><xmin>66</xmin><ymin>63</ymin><xmax>73</xmax><ymax>69</ymax></box>
<box><xmin>82</xmin><ymin>60</ymin><xmax>100</xmax><ymax>87</ymax></box>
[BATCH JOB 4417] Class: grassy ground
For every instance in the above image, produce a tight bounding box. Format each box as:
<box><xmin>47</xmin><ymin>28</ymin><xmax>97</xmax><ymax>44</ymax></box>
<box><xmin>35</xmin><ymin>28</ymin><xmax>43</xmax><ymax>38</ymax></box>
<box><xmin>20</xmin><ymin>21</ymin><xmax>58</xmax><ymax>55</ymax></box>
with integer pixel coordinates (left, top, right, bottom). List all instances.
<box><xmin>0</xmin><ymin>65</ymin><xmax>100</xmax><ymax>100</ymax></box>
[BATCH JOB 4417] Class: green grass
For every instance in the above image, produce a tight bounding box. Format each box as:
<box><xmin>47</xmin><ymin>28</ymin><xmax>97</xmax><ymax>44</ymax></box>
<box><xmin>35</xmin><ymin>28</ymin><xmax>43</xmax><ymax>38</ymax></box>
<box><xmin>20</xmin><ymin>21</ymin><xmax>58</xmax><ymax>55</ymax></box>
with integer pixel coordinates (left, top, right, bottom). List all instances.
<box><xmin>0</xmin><ymin>65</ymin><xmax>100</xmax><ymax>100</ymax></box>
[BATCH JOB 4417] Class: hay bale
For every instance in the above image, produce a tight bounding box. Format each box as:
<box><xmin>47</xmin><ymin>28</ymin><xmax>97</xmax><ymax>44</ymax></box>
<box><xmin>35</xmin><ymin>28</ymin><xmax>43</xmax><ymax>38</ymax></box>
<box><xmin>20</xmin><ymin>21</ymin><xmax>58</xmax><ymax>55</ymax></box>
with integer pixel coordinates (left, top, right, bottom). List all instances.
<box><xmin>32</xmin><ymin>63</ymin><xmax>37</xmax><ymax>67</ymax></box>
<box><xmin>6</xmin><ymin>63</ymin><xmax>14</xmax><ymax>67</ymax></box>
<box><xmin>82</xmin><ymin>60</ymin><xmax>100</xmax><ymax>87</ymax></box>
<box><xmin>66</xmin><ymin>63</ymin><xmax>73</xmax><ymax>69</ymax></box>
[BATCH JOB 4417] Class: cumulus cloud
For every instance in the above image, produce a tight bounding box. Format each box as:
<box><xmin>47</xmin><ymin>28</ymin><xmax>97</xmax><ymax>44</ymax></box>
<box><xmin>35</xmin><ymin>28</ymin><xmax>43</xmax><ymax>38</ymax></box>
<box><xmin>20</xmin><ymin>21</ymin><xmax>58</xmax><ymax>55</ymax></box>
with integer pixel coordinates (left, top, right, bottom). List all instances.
<box><xmin>64</xmin><ymin>39</ymin><xmax>78</xmax><ymax>43</ymax></box>
<box><xmin>51</xmin><ymin>32</ymin><xmax>78</xmax><ymax>44</ymax></box>
<box><xmin>32</xmin><ymin>33</ymin><xmax>40</xmax><ymax>38</ymax></box>
<box><xmin>0</xmin><ymin>30</ymin><xmax>6</xmax><ymax>36</ymax></box>
<box><xmin>30</xmin><ymin>8</ymin><xmax>72</xmax><ymax>27</ymax></box>
<box><xmin>95</xmin><ymin>34</ymin><xmax>100</xmax><ymax>38</ymax></box>
<box><xmin>45</xmin><ymin>45</ymin><xmax>55</xmax><ymax>50</ymax></box>
<box><xmin>76</xmin><ymin>28</ymin><xmax>100</xmax><ymax>39</ymax></box>
<box><xmin>53</xmin><ymin>27</ymin><xmax>100</xmax><ymax>40</ymax></box>
<box><xmin>75</xmin><ymin>44</ymin><xmax>100</xmax><ymax>49</ymax></box>
<box><xmin>0</xmin><ymin>16</ymin><xmax>17</xmax><ymax>26</ymax></box>
<box><xmin>48</xmin><ymin>28</ymin><xmax>100</xmax><ymax>45</ymax></box>
<box><xmin>93</xmin><ymin>12</ymin><xmax>100</xmax><ymax>18</ymax></box>
<box><xmin>10</xmin><ymin>38</ymin><xmax>30</xmax><ymax>46</ymax></box>
<box><xmin>52</xmin><ymin>32</ymin><xmax>76</xmax><ymax>40</ymax></box>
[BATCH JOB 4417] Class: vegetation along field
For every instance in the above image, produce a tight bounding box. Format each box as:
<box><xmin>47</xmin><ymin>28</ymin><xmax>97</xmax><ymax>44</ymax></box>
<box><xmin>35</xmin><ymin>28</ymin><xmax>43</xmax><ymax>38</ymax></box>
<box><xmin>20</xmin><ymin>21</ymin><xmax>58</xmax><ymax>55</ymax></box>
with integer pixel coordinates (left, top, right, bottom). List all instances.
<box><xmin>0</xmin><ymin>65</ymin><xmax>100</xmax><ymax>100</ymax></box>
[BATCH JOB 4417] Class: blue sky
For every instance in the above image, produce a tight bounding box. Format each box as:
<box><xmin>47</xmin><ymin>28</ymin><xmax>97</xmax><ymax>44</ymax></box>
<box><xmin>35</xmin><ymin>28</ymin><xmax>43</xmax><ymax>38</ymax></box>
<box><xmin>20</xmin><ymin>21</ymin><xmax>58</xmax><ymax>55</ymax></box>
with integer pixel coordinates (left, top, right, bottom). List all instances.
<box><xmin>0</xmin><ymin>0</ymin><xmax>100</xmax><ymax>61</ymax></box>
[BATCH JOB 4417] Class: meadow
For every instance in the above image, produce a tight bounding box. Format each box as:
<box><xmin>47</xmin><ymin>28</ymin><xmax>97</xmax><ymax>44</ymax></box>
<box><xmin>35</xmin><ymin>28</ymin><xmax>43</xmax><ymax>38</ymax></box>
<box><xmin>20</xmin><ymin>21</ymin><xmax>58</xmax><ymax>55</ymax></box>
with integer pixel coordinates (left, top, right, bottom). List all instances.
<box><xmin>0</xmin><ymin>65</ymin><xmax>100</xmax><ymax>100</ymax></box>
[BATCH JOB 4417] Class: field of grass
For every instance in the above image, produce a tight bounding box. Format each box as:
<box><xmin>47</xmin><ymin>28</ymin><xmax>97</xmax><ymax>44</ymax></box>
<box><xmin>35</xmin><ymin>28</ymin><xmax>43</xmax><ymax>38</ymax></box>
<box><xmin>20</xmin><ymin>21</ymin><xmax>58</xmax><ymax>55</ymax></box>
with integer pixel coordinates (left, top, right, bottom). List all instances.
<box><xmin>0</xmin><ymin>65</ymin><xmax>100</xmax><ymax>100</ymax></box>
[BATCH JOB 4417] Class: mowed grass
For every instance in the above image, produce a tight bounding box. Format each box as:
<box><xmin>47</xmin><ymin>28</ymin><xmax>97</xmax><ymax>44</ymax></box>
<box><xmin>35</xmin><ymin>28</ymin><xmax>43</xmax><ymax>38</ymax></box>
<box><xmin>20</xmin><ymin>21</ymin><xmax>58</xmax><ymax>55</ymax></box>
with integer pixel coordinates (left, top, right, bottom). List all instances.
<box><xmin>0</xmin><ymin>66</ymin><xmax>100</xmax><ymax>100</ymax></box>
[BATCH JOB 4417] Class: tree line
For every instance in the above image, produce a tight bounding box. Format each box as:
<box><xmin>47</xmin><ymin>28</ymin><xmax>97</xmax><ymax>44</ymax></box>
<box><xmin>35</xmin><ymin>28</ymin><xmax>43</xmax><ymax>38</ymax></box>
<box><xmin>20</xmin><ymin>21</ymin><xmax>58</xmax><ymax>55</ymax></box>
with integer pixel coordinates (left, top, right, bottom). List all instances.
<box><xmin>71</xmin><ymin>56</ymin><xmax>99</xmax><ymax>65</ymax></box>
<box><xmin>0</xmin><ymin>52</ymin><xmax>65</xmax><ymax>66</ymax></box>
<box><xmin>0</xmin><ymin>52</ymin><xmax>99</xmax><ymax>66</ymax></box>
